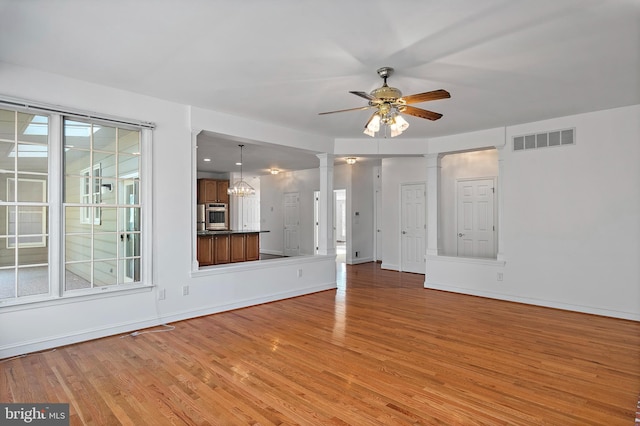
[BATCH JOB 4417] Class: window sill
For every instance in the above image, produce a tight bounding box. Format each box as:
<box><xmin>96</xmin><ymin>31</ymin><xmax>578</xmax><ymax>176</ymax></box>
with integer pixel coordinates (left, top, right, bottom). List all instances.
<box><xmin>426</xmin><ymin>255</ymin><xmax>506</xmax><ymax>267</ymax></box>
<box><xmin>0</xmin><ymin>283</ymin><xmax>153</xmax><ymax>313</ymax></box>
<box><xmin>191</xmin><ymin>254</ymin><xmax>335</xmax><ymax>278</ymax></box>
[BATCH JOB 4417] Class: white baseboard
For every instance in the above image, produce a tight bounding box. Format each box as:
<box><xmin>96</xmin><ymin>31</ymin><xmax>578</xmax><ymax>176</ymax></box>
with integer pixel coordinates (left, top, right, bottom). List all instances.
<box><xmin>260</xmin><ymin>249</ymin><xmax>284</xmax><ymax>256</ymax></box>
<box><xmin>424</xmin><ymin>279</ymin><xmax>640</xmax><ymax>321</ymax></box>
<box><xmin>347</xmin><ymin>257</ymin><xmax>373</xmax><ymax>265</ymax></box>
<box><xmin>381</xmin><ymin>262</ymin><xmax>399</xmax><ymax>271</ymax></box>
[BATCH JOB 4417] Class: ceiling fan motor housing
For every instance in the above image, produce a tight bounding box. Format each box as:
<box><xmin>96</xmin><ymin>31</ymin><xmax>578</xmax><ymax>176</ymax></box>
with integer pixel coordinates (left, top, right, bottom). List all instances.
<box><xmin>370</xmin><ymin>85</ymin><xmax>402</xmax><ymax>102</ymax></box>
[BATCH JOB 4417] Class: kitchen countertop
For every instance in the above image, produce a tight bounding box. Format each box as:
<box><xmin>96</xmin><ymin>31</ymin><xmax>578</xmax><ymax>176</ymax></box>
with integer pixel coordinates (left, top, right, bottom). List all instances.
<box><xmin>197</xmin><ymin>229</ymin><xmax>270</xmax><ymax>236</ymax></box>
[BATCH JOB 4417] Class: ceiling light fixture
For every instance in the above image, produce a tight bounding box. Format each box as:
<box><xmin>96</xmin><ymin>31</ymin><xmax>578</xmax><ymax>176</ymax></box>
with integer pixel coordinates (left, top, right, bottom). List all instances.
<box><xmin>346</xmin><ymin>157</ymin><xmax>357</xmax><ymax>165</ymax></box>
<box><xmin>363</xmin><ymin>106</ymin><xmax>409</xmax><ymax>138</ymax></box>
<box><xmin>270</xmin><ymin>168</ymin><xmax>280</xmax><ymax>175</ymax></box>
<box><xmin>227</xmin><ymin>144</ymin><xmax>255</xmax><ymax>197</ymax></box>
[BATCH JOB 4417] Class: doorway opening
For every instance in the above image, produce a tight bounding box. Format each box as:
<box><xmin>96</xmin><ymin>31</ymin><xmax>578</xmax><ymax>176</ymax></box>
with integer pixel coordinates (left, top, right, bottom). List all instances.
<box><xmin>456</xmin><ymin>177</ymin><xmax>497</xmax><ymax>258</ymax></box>
<box><xmin>440</xmin><ymin>149</ymin><xmax>499</xmax><ymax>259</ymax></box>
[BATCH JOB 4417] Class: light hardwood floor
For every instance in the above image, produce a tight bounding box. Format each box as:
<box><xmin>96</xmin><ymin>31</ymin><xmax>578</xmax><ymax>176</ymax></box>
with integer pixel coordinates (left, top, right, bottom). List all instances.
<box><xmin>3</xmin><ymin>262</ymin><xmax>640</xmax><ymax>425</ymax></box>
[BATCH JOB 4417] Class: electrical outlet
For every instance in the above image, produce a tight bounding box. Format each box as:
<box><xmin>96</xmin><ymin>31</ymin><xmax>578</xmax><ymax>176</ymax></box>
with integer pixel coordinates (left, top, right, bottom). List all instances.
<box><xmin>497</xmin><ymin>272</ymin><xmax>504</xmax><ymax>281</ymax></box>
<box><xmin>297</xmin><ymin>269</ymin><xmax>302</xmax><ymax>278</ymax></box>
<box><xmin>182</xmin><ymin>285</ymin><xmax>189</xmax><ymax>296</ymax></box>
<box><xmin>355</xmin><ymin>251</ymin><xmax>359</xmax><ymax>258</ymax></box>
<box><xmin>158</xmin><ymin>289</ymin><xmax>166</xmax><ymax>300</ymax></box>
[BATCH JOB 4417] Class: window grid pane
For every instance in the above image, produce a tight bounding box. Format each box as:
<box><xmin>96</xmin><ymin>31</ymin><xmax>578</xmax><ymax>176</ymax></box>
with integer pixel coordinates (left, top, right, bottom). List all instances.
<box><xmin>0</xmin><ymin>108</ymin><xmax>49</xmax><ymax>301</ymax></box>
<box><xmin>63</xmin><ymin>119</ymin><xmax>141</xmax><ymax>292</ymax></box>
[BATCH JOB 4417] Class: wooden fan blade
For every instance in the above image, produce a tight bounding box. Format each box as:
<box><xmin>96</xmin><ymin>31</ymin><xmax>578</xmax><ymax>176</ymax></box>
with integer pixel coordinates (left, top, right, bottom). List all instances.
<box><xmin>400</xmin><ymin>89</ymin><xmax>450</xmax><ymax>105</ymax></box>
<box><xmin>349</xmin><ymin>91</ymin><xmax>375</xmax><ymax>101</ymax></box>
<box><xmin>318</xmin><ymin>105</ymin><xmax>373</xmax><ymax>115</ymax></box>
<box><xmin>401</xmin><ymin>105</ymin><xmax>443</xmax><ymax>121</ymax></box>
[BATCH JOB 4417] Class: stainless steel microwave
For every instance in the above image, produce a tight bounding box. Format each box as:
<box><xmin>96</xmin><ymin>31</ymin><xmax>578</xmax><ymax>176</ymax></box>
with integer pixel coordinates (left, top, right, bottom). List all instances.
<box><xmin>205</xmin><ymin>203</ymin><xmax>228</xmax><ymax>230</ymax></box>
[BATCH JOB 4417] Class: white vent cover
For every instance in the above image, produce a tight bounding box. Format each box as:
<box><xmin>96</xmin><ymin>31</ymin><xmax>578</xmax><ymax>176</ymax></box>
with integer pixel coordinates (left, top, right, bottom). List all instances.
<box><xmin>513</xmin><ymin>128</ymin><xmax>575</xmax><ymax>151</ymax></box>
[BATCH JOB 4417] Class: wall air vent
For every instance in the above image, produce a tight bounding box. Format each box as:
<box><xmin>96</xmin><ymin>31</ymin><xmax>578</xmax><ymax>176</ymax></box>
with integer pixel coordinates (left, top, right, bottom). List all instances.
<box><xmin>513</xmin><ymin>128</ymin><xmax>575</xmax><ymax>151</ymax></box>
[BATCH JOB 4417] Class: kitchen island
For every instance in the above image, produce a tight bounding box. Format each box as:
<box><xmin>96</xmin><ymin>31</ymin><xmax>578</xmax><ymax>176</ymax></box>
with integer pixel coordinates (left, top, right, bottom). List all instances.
<box><xmin>197</xmin><ymin>230</ymin><xmax>269</xmax><ymax>266</ymax></box>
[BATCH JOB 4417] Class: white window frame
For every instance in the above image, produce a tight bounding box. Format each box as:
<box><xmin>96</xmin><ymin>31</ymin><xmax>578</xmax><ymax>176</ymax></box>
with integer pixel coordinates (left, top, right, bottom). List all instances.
<box><xmin>80</xmin><ymin>164</ymin><xmax>101</xmax><ymax>225</ymax></box>
<box><xmin>0</xmin><ymin>99</ymin><xmax>154</xmax><ymax>307</ymax></box>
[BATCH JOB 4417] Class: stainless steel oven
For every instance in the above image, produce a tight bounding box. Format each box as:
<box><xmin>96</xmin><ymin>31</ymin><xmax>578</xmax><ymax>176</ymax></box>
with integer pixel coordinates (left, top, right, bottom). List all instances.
<box><xmin>205</xmin><ymin>203</ymin><xmax>228</xmax><ymax>230</ymax></box>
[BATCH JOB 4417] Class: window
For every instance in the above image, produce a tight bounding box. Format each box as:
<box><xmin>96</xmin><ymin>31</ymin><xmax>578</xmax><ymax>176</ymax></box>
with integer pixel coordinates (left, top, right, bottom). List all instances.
<box><xmin>0</xmin><ymin>103</ymin><xmax>151</xmax><ymax>305</ymax></box>
<box><xmin>64</xmin><ymin>119</ymin><xmax>143</xmax><ymax>291</ymax></box>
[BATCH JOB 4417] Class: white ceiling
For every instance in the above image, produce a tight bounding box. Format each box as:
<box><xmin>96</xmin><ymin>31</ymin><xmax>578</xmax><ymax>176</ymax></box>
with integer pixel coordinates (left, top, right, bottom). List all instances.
<box><xmin>1</xmin><ymin>0</ymin><xmax>638</xmax><ymax>174</ymax></box>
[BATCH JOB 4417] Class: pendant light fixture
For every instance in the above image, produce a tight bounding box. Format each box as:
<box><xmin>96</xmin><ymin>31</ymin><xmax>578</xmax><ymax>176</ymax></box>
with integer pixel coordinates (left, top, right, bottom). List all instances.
<box><xmin>227</xmin><ymin>144</ymin><xmax>255</xmax><ymax>197</ymax></box>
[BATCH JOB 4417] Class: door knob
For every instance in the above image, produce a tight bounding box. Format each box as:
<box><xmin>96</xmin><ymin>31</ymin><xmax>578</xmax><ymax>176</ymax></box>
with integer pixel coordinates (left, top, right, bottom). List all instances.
<box><xmin>458</xmin><ymin>233</ymin><xmax>464</xmax><ymax>237</ymax></box>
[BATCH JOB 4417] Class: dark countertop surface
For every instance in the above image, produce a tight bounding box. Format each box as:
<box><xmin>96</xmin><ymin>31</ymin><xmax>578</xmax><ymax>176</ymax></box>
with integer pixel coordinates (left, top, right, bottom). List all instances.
<box><xmin>197</xmin><ymin>229</ymin><xmax>270</xmax><ymax>236</ymax></box>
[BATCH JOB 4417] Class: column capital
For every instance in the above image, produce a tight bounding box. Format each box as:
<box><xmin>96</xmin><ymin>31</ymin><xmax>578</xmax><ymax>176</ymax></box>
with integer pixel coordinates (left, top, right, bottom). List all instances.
<box><xmin>425</xmin><ymin>153</ymin><xmax>443</xmax><ymax>168</ymax></box>
<box><xmin>316</xmin><ymin>153</ymin><xmax>334</xmax><ymax>163</ymax></box>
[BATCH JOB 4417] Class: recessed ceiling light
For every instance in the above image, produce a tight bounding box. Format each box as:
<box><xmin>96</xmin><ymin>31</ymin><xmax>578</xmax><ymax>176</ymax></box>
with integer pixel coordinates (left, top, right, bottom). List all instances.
<box><xmin>235</xmin><ymin>162</ymin><xmax>242</xmax><ymax>166</ymax></box>
<box><xmin>203</xmin><ymin>158</ymin><xmax>211</xmax><ymax>162</ymax></box>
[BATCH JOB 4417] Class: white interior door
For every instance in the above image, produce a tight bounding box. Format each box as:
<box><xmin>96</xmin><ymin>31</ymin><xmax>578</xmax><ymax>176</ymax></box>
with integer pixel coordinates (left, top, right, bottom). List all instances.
<box><xmin>457</xmin><ymin>178</ymin><xmax>496</xmax><ymax>258</ymax></box>
<box><xmin>283</xmin><ymin>192</ymin><xmax>300</xmax><ymax>256</ymax></box>
<box><xmin>401</xmin><ymin>183</ymin><xmax>426</xmax><ymax>274</ymax></box>
<box><xmin>240</xmin><ymin>196</ymin><xmax>260</xmax><ymax>229</ymax></box>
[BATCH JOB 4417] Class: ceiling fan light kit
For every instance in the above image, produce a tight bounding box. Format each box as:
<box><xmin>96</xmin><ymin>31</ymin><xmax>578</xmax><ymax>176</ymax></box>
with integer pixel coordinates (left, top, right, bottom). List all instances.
<box><xmin>319</xmin><ymin>67</ymin><xmax>450</xmax><ymax>138</ymax></box>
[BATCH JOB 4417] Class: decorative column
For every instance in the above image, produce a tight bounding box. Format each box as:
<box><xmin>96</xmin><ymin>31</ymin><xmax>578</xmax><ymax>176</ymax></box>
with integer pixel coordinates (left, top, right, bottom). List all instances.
<box><xmin>316</xmin><ymin>153</ymin><xmax>336</xmax><ymax>256</ymax></box>
<box><xmin>192</xmin><ymin>129</ymin><xmax>202</xmax><ymax>270</ymax></box>
<box><xmin>496</xmin><ymin>145</ymin><xmax>506</xmax><ymax>262</ymax></box>
<box><xmin>425</xmin><ymin>153</ymin><xmax>443</xmax><ymax>257</ymax></box>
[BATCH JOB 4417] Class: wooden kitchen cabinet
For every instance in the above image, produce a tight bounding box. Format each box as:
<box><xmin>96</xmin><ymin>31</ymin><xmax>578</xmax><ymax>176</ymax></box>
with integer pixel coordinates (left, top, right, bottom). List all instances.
<box><xmin>216</xmin><ymin>180</ymin><xmax>229</xmax><ymax>204</ymax></box>
<box><xmin>245</xmin><ymin>233</ymin><xmax>260</xmax><ymax>261</ymax></box>
<box><xmin>197</xmin><ymin>179</ymin><xmax>229</xmax><ymax>204</ymax></box>
<box><xmin>197</xmin><ymin>234</ymin><xmax>230</xmax><ymax>266</ymax></box>
<box><xmin>230</xmin><ymin>234</ymin><xmax>246</xmax><ymax>263</ymax></box>
<box><xmin>197</xmin><ymin>236</ymin><xmax>214</xmax><ymax>266</ymax></box>
<box><xmin>198</xmin><ymin>232</ymin><xmax>261</xmax><ymax>267</ymax></box>
<box><xmin>213</xmin><ymin>234</ymin><xmax>230</xmax><ymax>264</ymax></box>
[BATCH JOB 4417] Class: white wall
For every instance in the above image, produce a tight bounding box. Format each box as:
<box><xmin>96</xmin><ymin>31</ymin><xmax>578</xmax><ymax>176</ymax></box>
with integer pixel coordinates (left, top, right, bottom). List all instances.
<box><xmin>0</xmin><ymin>63</ymin><xmax>336</xmax><ymax>358</ymax></box>
<box><xmin>425</xmin><ymin>106</ymin><xmax>640</xmax><ymax>320</ymax></box>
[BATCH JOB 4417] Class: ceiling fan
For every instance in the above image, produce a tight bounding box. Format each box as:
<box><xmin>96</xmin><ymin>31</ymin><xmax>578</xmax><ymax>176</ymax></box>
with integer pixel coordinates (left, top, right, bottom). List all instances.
<box><xmin>319</xmin><ymin>67</ymin><xmax>450</xmax><ymax>137</ymax></box>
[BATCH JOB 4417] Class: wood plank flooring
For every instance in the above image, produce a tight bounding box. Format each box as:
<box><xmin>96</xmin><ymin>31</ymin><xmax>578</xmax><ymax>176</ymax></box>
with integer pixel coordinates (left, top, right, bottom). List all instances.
<box><xmin>3</xmin><ymin>262</ymin><xmax>640</xmax><ymax>425</ymax></box>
